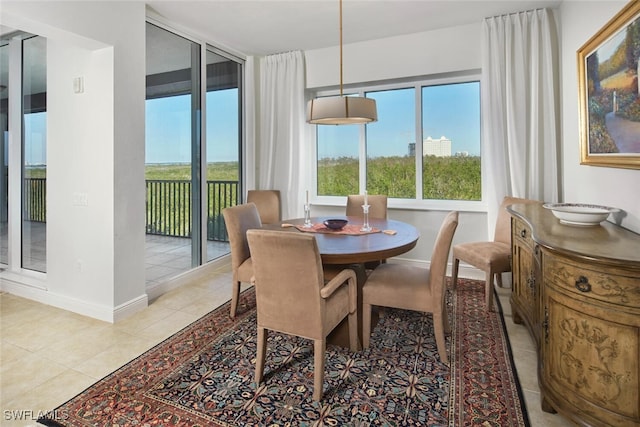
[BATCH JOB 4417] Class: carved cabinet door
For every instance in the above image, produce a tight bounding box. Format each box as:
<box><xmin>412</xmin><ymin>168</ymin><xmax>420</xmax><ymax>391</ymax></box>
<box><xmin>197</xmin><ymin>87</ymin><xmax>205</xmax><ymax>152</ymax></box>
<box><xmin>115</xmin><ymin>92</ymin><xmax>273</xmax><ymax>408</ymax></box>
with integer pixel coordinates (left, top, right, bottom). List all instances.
<box><xmin>542</xmin><ymin>284</ymin><xmax>640</xmax><ymax>427</ymax></box>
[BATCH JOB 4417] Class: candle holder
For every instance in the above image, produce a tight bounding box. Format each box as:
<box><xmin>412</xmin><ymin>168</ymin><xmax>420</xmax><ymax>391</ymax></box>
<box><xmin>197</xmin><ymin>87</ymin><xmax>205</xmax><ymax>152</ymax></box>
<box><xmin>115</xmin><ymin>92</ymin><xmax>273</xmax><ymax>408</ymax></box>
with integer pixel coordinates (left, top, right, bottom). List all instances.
<box><xmin>303</xmin><ymin>204</ymin><xmax>312</xmax><ymax>228</ymax></box>
<box><xmin>361</xmin><ymin>204</ymin><xmax>372</xmax><ymax>232</ymax></box>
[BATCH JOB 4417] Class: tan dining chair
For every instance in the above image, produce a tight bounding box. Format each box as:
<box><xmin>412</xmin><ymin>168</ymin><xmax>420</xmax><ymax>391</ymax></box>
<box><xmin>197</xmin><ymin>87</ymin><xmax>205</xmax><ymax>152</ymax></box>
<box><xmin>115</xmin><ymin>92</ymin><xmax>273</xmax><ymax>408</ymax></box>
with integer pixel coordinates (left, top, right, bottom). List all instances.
<box><xmin>362</xmin><ymin>211</ymin><xmax>459</xmax><ymax>364</ymax></box>
<box><xmin>222</xmin><ymin>203</ymin><xmax>262</xmax><ymax>319</ymax></box>
<box><xmin>247</xmin><ymin>229</ymin><xmax>358</xmax><ymax>401</ymax></box>
<box><xmin>451</xmin><ymin>196</ymin><xmax>538</xmax><ymax>311</ymax></box>
<box><xmin>246</xmin><ymin>190</ymin><xmax>281</xmax><ymax>224</ymax></box>
<box><xmin>346</xmin><ymin>194</ymin><xmax>387</xmax><ymax>219</ymax></box>
<box><xmin>346</xmin><ymin>194</ymin><xmax>388</xmax><ymax>269</ymax></box>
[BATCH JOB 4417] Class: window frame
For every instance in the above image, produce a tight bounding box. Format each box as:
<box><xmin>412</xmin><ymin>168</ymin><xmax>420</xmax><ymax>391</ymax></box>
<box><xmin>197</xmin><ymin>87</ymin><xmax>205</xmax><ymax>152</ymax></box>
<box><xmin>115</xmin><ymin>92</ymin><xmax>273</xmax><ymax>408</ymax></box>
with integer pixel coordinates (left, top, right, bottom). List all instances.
<box><xmin>311</xmin><ymin>72</ymin><xmax>487</xmax><ymax>212</ymax></box>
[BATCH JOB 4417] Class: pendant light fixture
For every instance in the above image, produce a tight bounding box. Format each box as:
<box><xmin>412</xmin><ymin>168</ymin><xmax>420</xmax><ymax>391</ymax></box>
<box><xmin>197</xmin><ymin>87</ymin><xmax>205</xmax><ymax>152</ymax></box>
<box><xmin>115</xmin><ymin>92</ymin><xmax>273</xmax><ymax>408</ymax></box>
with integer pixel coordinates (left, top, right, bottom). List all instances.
<box><xmin>307</xmin><ymin>0</ymin><xmax>377</xmax><ymax>125</ymax></box>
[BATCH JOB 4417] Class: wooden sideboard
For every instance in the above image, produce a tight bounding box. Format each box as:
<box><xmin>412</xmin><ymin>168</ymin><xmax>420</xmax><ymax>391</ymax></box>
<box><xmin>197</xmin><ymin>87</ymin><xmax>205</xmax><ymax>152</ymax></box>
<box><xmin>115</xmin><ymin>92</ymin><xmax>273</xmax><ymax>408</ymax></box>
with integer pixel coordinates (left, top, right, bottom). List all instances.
<box><xmin>508</xmin><ymin>203</ymin><xmax>640</xmax><ymax>427</ymax></box>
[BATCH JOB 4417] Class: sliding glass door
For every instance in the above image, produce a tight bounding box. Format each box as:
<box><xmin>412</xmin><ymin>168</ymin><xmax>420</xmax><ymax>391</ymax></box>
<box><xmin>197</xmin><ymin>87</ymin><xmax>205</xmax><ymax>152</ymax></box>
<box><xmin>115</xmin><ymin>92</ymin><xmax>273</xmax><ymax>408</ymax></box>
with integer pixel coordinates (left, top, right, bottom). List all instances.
<box><xmin>22</xmin><ymin>35</ymin><xmax>47</xmax><ymax>272</ymax></box>
<box><xmin>145</xmin><ymin>22</ymin><xmax>243</xmax><ymax>285</ymax></box>
<box><xmin>205</xmin><ymin>48</ymin><xmax>241</xmax><ymax>262</ymax></box>
<box><xmin>0</xmin><ymin>31</ymin><xmax>47</xmax><ymax>273</ymax></box>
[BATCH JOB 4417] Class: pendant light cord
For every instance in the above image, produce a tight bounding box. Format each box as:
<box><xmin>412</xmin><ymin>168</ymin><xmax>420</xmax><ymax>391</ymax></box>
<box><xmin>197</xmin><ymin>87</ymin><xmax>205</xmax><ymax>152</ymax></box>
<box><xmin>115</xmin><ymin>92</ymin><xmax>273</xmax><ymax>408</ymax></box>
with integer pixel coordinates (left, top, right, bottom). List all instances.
<box><xmin>339</xmin><ymin>0</ymin><xmax>343</xmax><ymax>97</ymax></box>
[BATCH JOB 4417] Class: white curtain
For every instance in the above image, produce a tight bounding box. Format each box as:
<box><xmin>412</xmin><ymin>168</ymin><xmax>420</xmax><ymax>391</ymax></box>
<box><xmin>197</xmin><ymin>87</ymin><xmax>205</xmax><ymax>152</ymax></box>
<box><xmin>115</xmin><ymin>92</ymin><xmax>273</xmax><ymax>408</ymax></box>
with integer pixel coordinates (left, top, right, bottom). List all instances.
<box><xmin>482</xmin><ymin>8</ymin><xmax>560</xmax><ymax>237</ymax></box>
<box><xmin>258</xmin><ymin>51</ymin><xmax>307</xmax><ymax>220</ymax></box>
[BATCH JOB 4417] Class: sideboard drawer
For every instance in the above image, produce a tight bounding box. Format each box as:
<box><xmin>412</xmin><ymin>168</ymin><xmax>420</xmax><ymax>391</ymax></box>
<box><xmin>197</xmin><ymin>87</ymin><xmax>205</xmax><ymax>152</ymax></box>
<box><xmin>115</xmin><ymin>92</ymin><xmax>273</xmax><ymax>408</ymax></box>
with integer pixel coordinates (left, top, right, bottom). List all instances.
<box><xmin>512</xmin><ymin>217</ymin><xmax>533</xmax><ymax>249</ymax></box>
<box><xmin>545</xmin><ymin>254</ymin><xmax>640</xmax><ymax>308</ymax></box>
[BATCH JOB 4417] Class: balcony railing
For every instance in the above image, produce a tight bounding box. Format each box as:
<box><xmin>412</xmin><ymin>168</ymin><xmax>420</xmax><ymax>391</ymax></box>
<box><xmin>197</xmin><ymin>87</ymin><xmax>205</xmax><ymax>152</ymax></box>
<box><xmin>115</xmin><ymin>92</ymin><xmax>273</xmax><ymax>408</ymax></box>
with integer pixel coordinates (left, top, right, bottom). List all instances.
<box><xmin>24</xmin><ymin>178</ymin><xmax>46</xmax><ymax>222</ymax></box>
<box><xmin>146</xmin><ymin>179</ymin><xmax>239</xmax><ymax>241</ymax></box>
<box><xmin>23</xmin><ymin>178</ymin><xmax>239</xmax><ymax>242</ymax></box>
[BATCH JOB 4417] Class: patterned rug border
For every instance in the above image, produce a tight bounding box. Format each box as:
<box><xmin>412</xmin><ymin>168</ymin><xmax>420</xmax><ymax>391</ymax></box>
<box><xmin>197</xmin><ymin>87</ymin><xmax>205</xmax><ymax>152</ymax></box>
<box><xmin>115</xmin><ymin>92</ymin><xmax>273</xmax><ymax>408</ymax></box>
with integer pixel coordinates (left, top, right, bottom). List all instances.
<box><xmin>39</xmin><ymin>278</ymin><xmax>531</xmax><ymax>427</ymax></box>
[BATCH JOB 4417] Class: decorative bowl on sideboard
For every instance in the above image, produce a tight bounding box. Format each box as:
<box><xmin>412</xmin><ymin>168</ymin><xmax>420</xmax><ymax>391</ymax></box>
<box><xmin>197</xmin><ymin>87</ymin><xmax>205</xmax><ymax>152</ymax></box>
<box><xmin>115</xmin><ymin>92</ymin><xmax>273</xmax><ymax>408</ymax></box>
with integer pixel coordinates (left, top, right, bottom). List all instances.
<box><xmin>542</xmin><ymin>203</ymin><xmax>619</xmax><ymax>226</ymax></box>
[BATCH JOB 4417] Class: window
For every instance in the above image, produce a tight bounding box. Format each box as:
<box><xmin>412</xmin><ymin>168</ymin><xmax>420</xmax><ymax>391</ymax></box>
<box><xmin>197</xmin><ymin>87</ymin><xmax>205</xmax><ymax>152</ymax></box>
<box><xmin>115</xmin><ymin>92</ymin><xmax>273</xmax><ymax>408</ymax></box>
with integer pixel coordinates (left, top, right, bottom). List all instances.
<box><xmin>314</xmin><ymin>76</ymin><xmax>481</xmax><ymax>203</ymax></box>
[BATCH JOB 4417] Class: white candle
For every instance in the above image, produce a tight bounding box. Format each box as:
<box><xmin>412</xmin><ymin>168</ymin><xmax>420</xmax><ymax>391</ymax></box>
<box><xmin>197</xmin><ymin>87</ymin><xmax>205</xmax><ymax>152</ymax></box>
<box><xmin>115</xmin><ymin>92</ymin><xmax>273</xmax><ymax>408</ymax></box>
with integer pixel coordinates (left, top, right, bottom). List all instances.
<box><xmin>364</xmin><ymin>190</ymin><xmax>368</xmax><ymax>206</ymax></box>
<box><xmin>306</xmin><ymin>190</ymin><xmax>309</xmax><ymax>206</ymax></box>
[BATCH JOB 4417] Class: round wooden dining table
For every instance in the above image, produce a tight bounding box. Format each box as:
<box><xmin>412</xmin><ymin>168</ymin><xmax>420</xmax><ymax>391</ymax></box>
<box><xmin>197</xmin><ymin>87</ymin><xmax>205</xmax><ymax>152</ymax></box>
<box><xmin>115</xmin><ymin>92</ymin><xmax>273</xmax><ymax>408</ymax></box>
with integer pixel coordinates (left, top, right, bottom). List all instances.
<box><xmin>268</xmin><ymin>216</ymin><xmax>420</xmax><ymax>264</ymax></box>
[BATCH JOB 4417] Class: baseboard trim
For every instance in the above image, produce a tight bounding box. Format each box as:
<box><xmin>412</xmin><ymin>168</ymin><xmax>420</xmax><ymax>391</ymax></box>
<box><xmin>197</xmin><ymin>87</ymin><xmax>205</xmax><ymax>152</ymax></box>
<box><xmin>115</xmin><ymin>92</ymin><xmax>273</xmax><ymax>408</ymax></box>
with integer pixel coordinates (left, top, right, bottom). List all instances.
<box><xmin>146</xmin><ymin>255</ymin><xmax>231</xmax><ymax>303</ymax></box>
<box><xmin>1</xmin><ymin>274</ymin><xmax>148</xmax><ymax>323</ymax></box>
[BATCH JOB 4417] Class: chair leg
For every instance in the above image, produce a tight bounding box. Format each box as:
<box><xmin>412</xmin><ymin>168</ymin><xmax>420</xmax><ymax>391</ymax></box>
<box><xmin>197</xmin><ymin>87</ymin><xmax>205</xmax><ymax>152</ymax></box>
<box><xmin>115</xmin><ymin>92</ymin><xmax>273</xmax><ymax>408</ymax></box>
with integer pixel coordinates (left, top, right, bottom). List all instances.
<box><xmin>451</xmin><ymin>257</ymin><xmax>460</xmax><ymax>290</ymax></box>
<box><xmin>443</xmin><ymin>301</ymin><xmax>451</xmax><ymax>335</ymax></box>
<box><xmin>485</xmin><ymin>270</ymin><xmax>495</xmax><ymax>311</ymax></box>
<box><xmin>230</xmin><ymin>280</ymin><xmax>241</xmax><ymax>318</ymax></box>
<box><xmin>347</xmin><ymin>311</ymin><xmax>359</xmax><ymax>352</ymax></box>
<box><xmin>313</xmin><ymin>339</ymin><xmax>326</xmax><ymax>401</ymax></box>
<box><xmin>255</xmin><ymin>327</ymin><xmax>267</xmax><ymax>386</ymax></box>
<box><xmin>432</xmin><ymin>310</ymin><xmax>448</xmax><ymax>364</ymax></box>
<box><xmin>362</xmin><ymin>303</ymin><xmax>372</xmax><ymax>348</ymax></box>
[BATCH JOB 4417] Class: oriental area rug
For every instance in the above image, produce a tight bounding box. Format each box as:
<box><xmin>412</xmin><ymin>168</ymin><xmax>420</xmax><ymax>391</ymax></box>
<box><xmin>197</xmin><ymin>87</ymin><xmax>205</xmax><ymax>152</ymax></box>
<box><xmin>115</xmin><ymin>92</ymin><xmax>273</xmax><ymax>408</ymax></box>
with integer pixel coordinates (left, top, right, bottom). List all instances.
<box><xmin>39</xmin><ymin>278</ymin><xmax>529</xmax><ymax>426</ymax></box>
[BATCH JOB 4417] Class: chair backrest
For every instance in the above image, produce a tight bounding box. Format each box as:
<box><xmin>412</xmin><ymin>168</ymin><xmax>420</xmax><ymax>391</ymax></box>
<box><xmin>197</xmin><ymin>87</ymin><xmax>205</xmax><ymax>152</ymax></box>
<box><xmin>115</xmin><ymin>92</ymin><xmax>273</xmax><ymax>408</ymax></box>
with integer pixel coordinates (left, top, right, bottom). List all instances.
<box><xmin>494</xmin><ymin>196</ymin><xmax>538</xmax><ymax>244</ymax></box>
<box><xmin>429</xmin><ymin>211</ymin><xmax>459</xmax><ymax>302</ymax></box>
<box><xmin>247</xmin><ymin>229</ymin><xmax>325</xmax><ymax>338</ymax></box>
<box><xmin>222</xmin><ymin>203</ymin><xmax>262</xmax><ymax>271</ymax></box>
<box><xmin>346</xmin><ymin>194</ymin><xmax>388</xmax><ymax>219</ymax></box>
<box><xmin>247</xmin><ymin>190</ymin><xmax>281</xmax><ymax>224</ymax></box>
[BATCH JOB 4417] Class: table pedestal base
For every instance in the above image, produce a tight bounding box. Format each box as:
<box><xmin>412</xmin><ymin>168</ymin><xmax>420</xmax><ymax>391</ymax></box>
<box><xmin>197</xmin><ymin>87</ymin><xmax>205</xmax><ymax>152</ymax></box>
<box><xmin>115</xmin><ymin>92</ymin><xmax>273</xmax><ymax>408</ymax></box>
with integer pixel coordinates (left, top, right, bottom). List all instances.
<box><xmin>324</xmin><ymin>263</ymin><xmax>379</xmax><ymax>350</ymax></box>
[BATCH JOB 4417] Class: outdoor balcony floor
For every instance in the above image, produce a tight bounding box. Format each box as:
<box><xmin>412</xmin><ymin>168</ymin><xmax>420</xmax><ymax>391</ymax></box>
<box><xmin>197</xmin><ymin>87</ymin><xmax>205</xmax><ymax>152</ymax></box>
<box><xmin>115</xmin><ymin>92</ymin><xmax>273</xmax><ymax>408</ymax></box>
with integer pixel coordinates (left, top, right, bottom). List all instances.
<box><xmin>1</xmin><ymin>222</ymin><xmax>230</xmax><ymax>287</ymax></box>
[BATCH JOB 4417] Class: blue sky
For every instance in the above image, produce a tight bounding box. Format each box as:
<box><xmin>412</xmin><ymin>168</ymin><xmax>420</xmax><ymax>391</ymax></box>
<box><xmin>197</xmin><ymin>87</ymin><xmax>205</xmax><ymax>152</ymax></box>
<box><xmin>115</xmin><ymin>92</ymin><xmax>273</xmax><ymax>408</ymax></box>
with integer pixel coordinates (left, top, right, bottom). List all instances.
<box><xmin>318</xmin><ymin>82</ymin><xmax>481</xmax><ymax>159</ymax></box>
<box><xmin>144</xmin><ymin>82</ymin><xmax>480</xmax><ymax>164</ymax></box>
<box><xmin>146</xmin><ymin>89</ymin><xmax>239</xmax><ymax>164</ymax></box>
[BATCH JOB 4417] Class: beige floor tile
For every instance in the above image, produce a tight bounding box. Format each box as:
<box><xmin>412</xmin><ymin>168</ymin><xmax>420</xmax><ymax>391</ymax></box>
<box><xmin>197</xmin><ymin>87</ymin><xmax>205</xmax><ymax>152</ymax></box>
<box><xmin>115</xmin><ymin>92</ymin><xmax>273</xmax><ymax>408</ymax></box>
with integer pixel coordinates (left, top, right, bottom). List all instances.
<box><xmin>111</xmin><ymin>303</ymin><xmax>176</xmax><ymax>335</ymax></box>
<box><xmin>150</xmin><ymin>283</ymin><xmax>211</xmax><ymax>311</ymax></box>
<box><xmin>3</xmin><ymin>369</ymin><xmax>95</xmax><ymax>425</ymax></box>
<box><xmin>134</xmin><ymin>310</ymin><xmax>202</xmax><ymax>342</ymax></box>
<box><xmin>1</xmin><ymin>341</ymin><xmax>31</xmax><ymax>366</ymax></box>
<box><xmin>178</xmin><ymin>290</ymin><xmax>230</xmax><ymax>318</ymax></box>
<box><xmin>1</xmin><ymin>352</ymin><xmax>68</xmax><ymax>404</ymax></box>
<box><xmin>522</xmin><ymin>389</ymin><xmax>574</xmax><ymax>427</ymax></box>
<box><xmin>72</xmin><ymin>334</ymin><xmax>159</xmax><ymax>380</ymax></box>
<box><xmin>34</xmin><ymin>325</ymin><xmax>136</xmax><ymax>369</ymax></box>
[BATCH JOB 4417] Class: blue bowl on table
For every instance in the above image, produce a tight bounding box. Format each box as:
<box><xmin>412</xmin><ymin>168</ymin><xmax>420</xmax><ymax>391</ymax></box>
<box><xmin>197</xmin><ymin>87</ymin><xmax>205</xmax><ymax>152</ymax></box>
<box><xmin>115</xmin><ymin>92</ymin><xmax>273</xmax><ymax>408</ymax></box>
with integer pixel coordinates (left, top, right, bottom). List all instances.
<box><xmin>323</xmin><ymin>219</ymin><xmax>348</xmax><ymax>230</ymax></box>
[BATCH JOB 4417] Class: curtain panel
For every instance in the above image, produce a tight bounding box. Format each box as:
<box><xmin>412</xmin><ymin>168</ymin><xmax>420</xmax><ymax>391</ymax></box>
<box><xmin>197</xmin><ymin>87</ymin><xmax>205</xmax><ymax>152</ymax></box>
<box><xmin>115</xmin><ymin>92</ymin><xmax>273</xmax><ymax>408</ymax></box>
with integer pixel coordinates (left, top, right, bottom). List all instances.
<box><xmin>258</xmin><ymin>51</ymin><xmax>307</xmax><ymax>220</ymax></box>
<box><xmin>481</xmin><ymin>8</ymin><xmax>560</xmax><ymax>237</ymax></box>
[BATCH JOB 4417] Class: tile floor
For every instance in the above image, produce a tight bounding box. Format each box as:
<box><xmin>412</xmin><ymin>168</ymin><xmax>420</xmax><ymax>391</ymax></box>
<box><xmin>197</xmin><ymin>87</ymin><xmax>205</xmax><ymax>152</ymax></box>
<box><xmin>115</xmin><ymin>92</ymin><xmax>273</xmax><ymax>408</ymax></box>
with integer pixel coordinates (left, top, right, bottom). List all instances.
<box><xmin>1</xmin><ymin>268</ymin><xmax>573</xmax><ymax>427</ymax></box>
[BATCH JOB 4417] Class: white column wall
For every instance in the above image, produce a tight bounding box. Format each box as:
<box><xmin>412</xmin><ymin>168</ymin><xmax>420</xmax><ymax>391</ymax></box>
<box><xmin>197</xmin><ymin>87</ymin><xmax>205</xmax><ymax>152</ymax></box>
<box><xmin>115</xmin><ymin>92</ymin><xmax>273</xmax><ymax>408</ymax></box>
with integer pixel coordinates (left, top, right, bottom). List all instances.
<box><xmin>0</xmin><ymin>1</ymin><xmax>146</xmax><ymax>321</ymax></box>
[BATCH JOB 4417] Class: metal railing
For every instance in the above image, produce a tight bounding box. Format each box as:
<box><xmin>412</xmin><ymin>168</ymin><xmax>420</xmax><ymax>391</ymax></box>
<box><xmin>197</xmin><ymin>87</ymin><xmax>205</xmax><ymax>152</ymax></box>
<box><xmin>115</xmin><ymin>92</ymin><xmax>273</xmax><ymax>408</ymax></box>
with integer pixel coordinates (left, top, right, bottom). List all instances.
<box><xmin>23</xmin><ymin>179</ymin><xmax>240</xmax><ymax>242</ymax></box>
<box><xmin>24</xmin><ymin>178</ymin><xmax>46</xmax><ymax>222</ymax></box>
<box><xmin>146</xmin><ymin>179</ymin><xmax>239</xmax><ymax>241</ymax></box>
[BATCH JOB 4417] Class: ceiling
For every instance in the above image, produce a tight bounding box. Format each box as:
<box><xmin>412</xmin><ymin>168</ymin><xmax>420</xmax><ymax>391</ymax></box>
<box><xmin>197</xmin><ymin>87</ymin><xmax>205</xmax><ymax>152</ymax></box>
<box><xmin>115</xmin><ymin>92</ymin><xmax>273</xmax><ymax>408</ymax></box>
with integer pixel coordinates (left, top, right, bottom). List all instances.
<box><xmin>146</xmin><ymin>0</ymin><xmax>563</xmax><ymax>56</ymax></box>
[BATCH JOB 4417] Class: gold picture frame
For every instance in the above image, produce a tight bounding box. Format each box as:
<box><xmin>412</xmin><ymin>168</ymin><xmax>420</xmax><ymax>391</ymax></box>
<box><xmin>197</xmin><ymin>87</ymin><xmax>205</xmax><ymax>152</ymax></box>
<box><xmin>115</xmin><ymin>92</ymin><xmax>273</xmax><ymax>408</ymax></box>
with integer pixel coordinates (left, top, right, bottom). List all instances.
<box><xmin>578</xmin><ymin>0</ymin><xmax>640</xmax><ymax>169</ymax></box>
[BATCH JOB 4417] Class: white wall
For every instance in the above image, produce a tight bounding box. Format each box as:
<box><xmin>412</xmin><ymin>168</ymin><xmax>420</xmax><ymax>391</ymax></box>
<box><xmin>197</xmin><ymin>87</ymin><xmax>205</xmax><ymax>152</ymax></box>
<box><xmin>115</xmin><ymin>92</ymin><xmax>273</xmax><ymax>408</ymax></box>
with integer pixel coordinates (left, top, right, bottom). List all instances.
<box><xmin>560</xmin><ymin>1</ymin><xmax>640</xmax><ymax>233</ymax></box>
<box><xmin>0</xmin><ymin>1</ymin><xmax>147</xmax><ymax>321</ymax></box>
<box><xmin>306</xmin><ymin>23</ymin><xmax>481</xmax><ymax>89</ymax></box>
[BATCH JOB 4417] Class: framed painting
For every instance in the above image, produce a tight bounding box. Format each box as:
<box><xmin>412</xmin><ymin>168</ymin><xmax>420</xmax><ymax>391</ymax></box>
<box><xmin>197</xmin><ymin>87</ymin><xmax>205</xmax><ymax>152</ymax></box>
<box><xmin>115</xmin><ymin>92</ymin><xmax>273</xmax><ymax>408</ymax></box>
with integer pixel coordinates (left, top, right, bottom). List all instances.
<box><xmin>578</xmin><ymin>0</ymin><xmax>640</xmax><ymax>169</ymax></box>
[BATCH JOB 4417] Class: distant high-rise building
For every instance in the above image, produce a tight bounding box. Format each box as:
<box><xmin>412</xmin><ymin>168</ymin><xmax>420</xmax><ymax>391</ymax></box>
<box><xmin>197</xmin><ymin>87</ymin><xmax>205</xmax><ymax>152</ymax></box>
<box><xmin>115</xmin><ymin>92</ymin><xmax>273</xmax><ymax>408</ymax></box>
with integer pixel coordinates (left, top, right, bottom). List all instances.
<box><xmin>423</xmin><ymin>136</ymin><xmax>451</xmax><ymax>157</ymax></box>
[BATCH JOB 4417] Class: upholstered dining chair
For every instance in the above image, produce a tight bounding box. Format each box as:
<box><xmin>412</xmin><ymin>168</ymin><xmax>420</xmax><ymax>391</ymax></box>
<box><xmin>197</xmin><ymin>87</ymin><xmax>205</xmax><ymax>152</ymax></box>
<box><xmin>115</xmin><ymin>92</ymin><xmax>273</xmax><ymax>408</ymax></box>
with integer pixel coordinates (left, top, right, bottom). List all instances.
<box><xmin>346</xmin><ymin>194</ymin><xmax>388</xmax><ymax>269</ymax></box>
<box><xmin>345</xmin><ymin>194</ymin><xmax>387</xmax><ymax>219</ymax></box>
<box><xmin>362</xmin><ymin>211</ymin><xmax>459</xmax><ymax>364</ymax></box>
<box><xmin>246</xmin><ymin>229</ymin><xmax>359</xmax><ymax>401</ymax></box>
<box><xmin>222</xmin><ymin>203</ymin><xmax>262</xmax><ymax>319</ymax></box>
<box><xmin>451</xmin><ymin>196</ymin><xmax>538</xmax><ymax>311</ymax></box>
<box><xmin>246</xmin><ymin>190</ymin><xmax>281</xmax><ymax>224</ymax></box>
